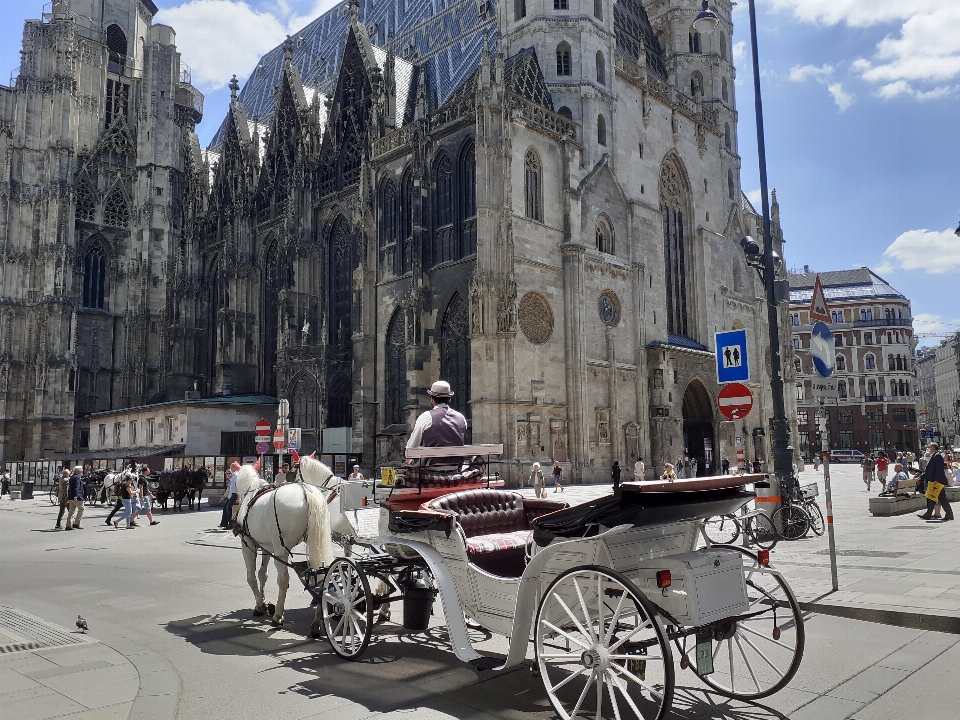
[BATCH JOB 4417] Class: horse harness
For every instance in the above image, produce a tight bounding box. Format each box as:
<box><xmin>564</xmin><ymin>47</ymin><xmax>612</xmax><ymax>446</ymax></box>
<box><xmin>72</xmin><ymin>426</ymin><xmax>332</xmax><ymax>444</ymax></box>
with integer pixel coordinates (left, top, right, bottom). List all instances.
<box><xmin>233</xmin><ymin>477</ymin><xmax>325</xmax><ymax>568</ymax></box>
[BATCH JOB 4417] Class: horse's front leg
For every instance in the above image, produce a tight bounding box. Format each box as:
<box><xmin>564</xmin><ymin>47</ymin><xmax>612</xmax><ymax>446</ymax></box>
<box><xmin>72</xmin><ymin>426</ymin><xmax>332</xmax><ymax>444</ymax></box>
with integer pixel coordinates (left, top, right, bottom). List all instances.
<box><xmin>271</xmin><ymin>556</ymin><xmax>290</xmax><ymax>627</ymax></box>
<box><xmin>242</xmin><ymin>541</ymin><xmax>266</xmax><ymax>615</ymax></box>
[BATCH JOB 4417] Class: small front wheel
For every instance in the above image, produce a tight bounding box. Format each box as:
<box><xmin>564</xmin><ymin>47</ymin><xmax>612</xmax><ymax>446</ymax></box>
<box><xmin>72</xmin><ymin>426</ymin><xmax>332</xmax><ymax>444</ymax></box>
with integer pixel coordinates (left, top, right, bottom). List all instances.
<box><xmin>321</xmin><ymin>558</ymin><xmax>373</xmax><ymax>660</ymax></box>
<box><xmin>806</xmin><ymin>503</ymin><xmax>825</xmax><ymax>536</ymax></box>
<box><xmin>536</xmin><ymin>565</ymin><xmax>674</xmax><ymax>720</ymax></box>
<box><xmin>703</xmin><ymin>515</ymin><xmax>740</xmax><ymax>545</ymax></box>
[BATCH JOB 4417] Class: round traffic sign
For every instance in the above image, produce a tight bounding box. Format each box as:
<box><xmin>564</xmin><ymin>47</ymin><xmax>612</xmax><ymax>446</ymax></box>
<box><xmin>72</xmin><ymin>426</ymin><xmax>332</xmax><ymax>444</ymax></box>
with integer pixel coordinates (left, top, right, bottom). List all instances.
<box><xmin>810</xmin><ymin>321</ymin><xmax>835</xmax><ymax>377</ymax></box>
<box><xmin>273</xmin><ymin>428</ymin><xmax>284</xmax><ymax>450</ymax></box>
<box><xmin>255</xmin><ymin>419</ymin><xmax>271</xmax><ymax>435</ymax></box>
<box><xmin>718</xmin><ymin>383</ymin><xmax>754</xmax><ymax>420</ymax></box>
<box><xmin>256</xmin><ymin>442</ymin><xmax>270</xmax><ymax>454</ymax></box>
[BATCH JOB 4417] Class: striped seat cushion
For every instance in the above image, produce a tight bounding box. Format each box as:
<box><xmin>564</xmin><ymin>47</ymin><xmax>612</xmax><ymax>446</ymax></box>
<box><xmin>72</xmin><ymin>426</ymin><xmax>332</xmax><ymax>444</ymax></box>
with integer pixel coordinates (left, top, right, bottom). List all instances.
<box><xmin>466</xmin><ymin>530</ymin><xmax>532</xmax><ymax>556</ymax></box>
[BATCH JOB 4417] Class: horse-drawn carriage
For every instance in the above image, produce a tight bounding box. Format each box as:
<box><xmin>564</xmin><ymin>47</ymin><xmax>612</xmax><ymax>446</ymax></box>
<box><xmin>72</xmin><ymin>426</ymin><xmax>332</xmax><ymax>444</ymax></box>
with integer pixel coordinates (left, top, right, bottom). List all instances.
<box><xmin>236</xmin><ymin>446</ymin><xmax>804</xmax><ymax>720</ymax></box>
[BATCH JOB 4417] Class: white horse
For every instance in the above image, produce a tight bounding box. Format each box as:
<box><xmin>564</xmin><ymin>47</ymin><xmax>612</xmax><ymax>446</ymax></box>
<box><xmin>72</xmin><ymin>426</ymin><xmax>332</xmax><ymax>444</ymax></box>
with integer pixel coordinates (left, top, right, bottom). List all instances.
<box><xmin>236</xmin><ymin>461</ymin><xmax>335</xmax><ymax>626</ymax></box>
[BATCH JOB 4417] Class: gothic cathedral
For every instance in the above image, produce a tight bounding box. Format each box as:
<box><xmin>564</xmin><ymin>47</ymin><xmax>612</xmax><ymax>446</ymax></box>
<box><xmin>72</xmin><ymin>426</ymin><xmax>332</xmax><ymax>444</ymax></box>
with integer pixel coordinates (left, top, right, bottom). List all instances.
<box><xmin>1</xmin><ymin>0</ymin><xmax>796</xmax><ymax>480</ymax></box>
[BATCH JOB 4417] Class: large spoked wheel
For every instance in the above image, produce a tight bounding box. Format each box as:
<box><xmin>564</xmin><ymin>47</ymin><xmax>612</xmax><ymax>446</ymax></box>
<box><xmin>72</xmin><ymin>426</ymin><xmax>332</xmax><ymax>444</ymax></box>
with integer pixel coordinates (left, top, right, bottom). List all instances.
<box><xmin>321</xmin><ymin>558</ymin><xmax>373</xmax><ymax>660</ymax></box>
<box><xmin>806</xmin><ymin>503</ymin><xmax>825</xmax><ymax>536</ymax></box>
<box><xmin>689</xmin><ymin>546</ymin><xmax>805</xmax><ymax>700</ymax></box>
<box><xmin>536</xmin><ymin>566</ymin><xmax>674</xmax><ymax>720</ymax></box>
<box><xmin>703</xmin><ymin>514</ymin><xmax>740</xmax><ymax>545</ymax></box>
<box><xmin>772</xmin><ymin>504</ymin><xmax>810</xmax><ymax>540</ymax></box>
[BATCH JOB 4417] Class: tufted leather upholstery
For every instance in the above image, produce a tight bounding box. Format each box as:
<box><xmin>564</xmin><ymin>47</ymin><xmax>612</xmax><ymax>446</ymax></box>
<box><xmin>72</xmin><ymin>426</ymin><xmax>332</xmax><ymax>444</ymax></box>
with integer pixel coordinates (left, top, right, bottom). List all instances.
<box><xmin>427</xmin><ymin>489</ymin><xmax>528</xmax><ymax>538</ymax></box>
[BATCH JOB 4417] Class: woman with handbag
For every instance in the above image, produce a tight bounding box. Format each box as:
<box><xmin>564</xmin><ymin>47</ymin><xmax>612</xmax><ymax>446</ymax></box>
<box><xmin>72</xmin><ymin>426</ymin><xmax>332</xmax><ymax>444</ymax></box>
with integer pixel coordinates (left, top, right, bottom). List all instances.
<box><xmin>529</xmin><ymin>462</ymin><xmax>545</xmax><ymax>498</ymax></box>
<box><xmin>918</xmin><ymin>442</ymin><xmax>954</xmax><ymax>522</ymax></box>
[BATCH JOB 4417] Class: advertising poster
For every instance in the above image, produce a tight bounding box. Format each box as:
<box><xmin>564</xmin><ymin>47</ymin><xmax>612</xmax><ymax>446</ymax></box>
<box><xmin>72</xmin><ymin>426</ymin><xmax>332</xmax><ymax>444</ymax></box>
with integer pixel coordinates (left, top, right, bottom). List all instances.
<box><xmin>334</xmin><ymin>454</ymin><xmax>347</xmax><ymax>477</ymax></box>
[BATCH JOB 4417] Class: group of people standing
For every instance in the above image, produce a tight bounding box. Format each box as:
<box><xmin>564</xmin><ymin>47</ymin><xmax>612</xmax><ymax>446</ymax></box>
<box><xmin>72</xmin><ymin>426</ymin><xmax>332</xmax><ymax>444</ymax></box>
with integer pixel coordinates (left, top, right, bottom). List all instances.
<box><xmin>104</xmin><ymin>467</ymin><xmax>159</xmax><ymax>529</ymax></box>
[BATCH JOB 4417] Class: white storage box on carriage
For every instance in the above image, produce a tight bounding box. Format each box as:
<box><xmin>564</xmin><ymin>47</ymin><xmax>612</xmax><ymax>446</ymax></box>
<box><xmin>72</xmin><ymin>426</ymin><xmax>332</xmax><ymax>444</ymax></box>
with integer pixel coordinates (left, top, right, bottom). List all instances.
<box><xmin>633</xmin><ymin>549</ymin><xmax>749</xmax><ymax>627</ymax></box>
<box><xmin>339</xmin><ymin>480</ymin><xmax>367</xmax><ymax>511</ymax></box>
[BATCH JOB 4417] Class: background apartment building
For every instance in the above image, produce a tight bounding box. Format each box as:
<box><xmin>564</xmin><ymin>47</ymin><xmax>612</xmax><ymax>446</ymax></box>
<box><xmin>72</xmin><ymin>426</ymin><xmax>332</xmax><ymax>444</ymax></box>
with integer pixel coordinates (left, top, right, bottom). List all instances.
<box><xmin>789</xmin><ymin>268</ymin><xmax>918</xmax><ymax>457</ymax></box>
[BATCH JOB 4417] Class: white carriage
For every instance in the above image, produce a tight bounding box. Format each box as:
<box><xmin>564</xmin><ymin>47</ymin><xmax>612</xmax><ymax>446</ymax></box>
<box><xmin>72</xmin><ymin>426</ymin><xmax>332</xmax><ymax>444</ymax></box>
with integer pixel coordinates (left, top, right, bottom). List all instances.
<box><xmin>317</xmin><ymin>446</ymin><xmax>804</xmax><ymax>720</ymax></box>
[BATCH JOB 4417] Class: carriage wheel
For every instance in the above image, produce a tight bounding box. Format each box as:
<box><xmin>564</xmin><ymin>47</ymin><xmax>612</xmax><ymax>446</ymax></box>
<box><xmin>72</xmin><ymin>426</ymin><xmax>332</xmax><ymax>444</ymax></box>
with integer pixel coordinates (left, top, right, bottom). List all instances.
<box><xmin>321</xmin><ymin>558</ymin><xmax>373</xmax><ymax>660</ymax></box>
<box><xmin>689</xmin><ymin>546</ymin><xmax>804</xmax><ymax>700</ymax></box>
<box><xmin>536</xmin><ymin>566</ymin><xmax>674</xmax><ymax>720</ymax></box>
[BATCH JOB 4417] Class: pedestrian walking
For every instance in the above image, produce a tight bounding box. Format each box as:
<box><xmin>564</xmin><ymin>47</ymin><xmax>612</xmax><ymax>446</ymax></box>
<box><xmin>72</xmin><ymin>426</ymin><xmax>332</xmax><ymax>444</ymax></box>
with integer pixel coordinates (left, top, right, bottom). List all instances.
<box><xmin>612</xmin><ymin>461</ymin><xmax>622</xmax><ymax>490</ymax></box>
<box><xmin>65</xmin><ymin>466</ymin><xmax>85</xmax><ymax>529</ymax></box>
<box><xmin>1</xmin><ymin>469</ymin><xmax>10</xmax><ymax>496</ymax></box>
<box><xmin>220</xmin><ymin>462</ymin><xmax>240</xmax><ymax>528</ymax></box>
<box><xmin>677</xmin><ymin>458</ymin><xmax>686</xmax><ymax>479</ymax></box>
<box><xmin>104</xmin><ymin>473</ymin><xmax>125</xmax><ymax>525</ymax></box>
<box><xmin>918</xmin><ymin>442</ymin><xmax>954</xmax><ymax>522</ymax></box>
<box><xmin>721</xmin><ymin>457</ymin><xmax>730</xmax><ymax>474</ymax></box>
<box><xmin>691</xmin><ymin>458</ymin><xmax>699</xmax><ymax>478</ymax></box>
<box><xmin>137</xmin><ymin>471</ymin><xmax>159</xmax><ymax>526</ymax></box>
<box><xmin>861</xmin><ymin>454</ymin><xmax>876</xmax><ymax>491</ymax></box>
<box><xmin>876</xmin><ymin>452</ymin><xmax>889</xmax><ymax>491</ymax></box>
<box><xmin>54</xmin><ymin>469</ymin><xmax>69</xmax><ymax>529</ymax></box>
<box><xmin>112</xmin><ymin>474</ymin><xmax>136</xmax><ymax>529</ymax></box>
<box><xmin>529</xmin><ymin>462</ymin><xmax>545</xmax><ymax>498</ymax></box>
<box><xmin>634</xmin><ymin>456</ymin><xmax>645</xmax><ymax>481</ymax></box>
<box><xmin>552</xmin><ymin>460</ymin><xmax>564</xmax><ymax>493</ymax></box>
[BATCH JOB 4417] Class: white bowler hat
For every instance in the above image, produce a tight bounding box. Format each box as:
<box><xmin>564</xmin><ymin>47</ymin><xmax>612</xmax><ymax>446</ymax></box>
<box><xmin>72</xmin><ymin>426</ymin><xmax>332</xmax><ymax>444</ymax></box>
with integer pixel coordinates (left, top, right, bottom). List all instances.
<box><xmin>427</xmin><ymin>380</ymin><xmax>454</xmax><ymax>397</ymax></box>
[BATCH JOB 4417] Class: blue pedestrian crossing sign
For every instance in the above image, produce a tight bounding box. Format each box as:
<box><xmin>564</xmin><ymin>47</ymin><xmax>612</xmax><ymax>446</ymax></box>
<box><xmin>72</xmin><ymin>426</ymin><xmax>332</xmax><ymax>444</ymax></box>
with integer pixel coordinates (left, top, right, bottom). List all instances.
<box><xmin>811</xmin><ymin>321</ymin><xmax>836</xmax><ymax>377</ymax></box>
<box><xmin>715</xmin><ymin>329</ymin><xmax>750</xmax><ymax>383</ymax></box>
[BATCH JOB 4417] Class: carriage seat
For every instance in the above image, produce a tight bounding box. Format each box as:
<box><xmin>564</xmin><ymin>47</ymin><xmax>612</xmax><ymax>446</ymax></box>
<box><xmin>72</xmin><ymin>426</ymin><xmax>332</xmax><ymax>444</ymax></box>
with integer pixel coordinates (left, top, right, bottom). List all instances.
<box><xmin>426</xmin><ymin>489</ymin><xmax>566</xmax><ymax>576</ymax></box>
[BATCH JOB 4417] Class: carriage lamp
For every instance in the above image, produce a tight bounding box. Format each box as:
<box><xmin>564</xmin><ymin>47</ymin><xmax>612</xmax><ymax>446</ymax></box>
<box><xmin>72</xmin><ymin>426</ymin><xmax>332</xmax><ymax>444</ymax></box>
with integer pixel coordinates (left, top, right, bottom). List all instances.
<box><xmin>656</xmin><ymin>570</ymin><xmax>672</xmax><ymax>589</ymax></box>
<box><xmin>758</xmin><ymin>549</ymin><xmax>771</xmax><ymax>566</ymax></box>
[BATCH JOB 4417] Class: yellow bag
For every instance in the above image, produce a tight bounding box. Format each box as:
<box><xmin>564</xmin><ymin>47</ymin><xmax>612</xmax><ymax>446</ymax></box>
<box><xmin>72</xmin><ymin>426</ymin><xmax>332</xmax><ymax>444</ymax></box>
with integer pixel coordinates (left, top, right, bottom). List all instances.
<box><xmin>925</xmin><ymin>481</ymin><xmax>945</xmax><ymax>502</ymax></box>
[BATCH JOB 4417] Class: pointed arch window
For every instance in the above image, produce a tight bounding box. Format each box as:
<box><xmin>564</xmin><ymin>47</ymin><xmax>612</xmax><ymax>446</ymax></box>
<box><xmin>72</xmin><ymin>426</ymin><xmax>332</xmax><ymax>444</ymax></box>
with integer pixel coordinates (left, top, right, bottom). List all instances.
<box><xmin>82</xmin><ymin>241</ymin><xmax>107</xmax><ymax>310</ymax></box>
<box><xmin>524</xmin><ymin>149</ymin><xmax>542</xmax><ymax>222</ymax></box>
<box><xmin>379</xmin><ymin>178</ymin><xmax>397</xmax><ymax>274</ymax></box>
<box><xmin>594</xmin><ymin>0</ymin><xmax>603</xmax><ymax>20</ymax></box>
<box><xmin>398</xmin><ymin>169</ymin><xmax>413</xmax><ymax>275</ymax></box>
<box><xmin>556</xmin><ymin>43</ymin><xmax>571</xmax><ymax>76</ymax></box>
<box><xmin>596</xmin><ymin>51</ymin><xmax>606</xmax><ymax>85</ymax></box>
<box><xmin>515</xmin><ymin>0</ymin><xmax>526</xmax><ymax>20</ymax></box>
<box><xmin>719</xmin><ymin>33</ymin><xmax>728</xmax><ymax>61</ymax></box>
<box><xmin>722</xmin><ymin>77</ymin><xmax>729</xmax><ymax>102</ymax></box>
<box><xmin>458</xmin><ymin>141</ymin><xmax>477</xmax><ymax>258</ymax></box>
<box><xmin>689</xmin><ymin>31</ymin><xmax>701</xmax><ymax>53</ymax></box>
<box><xmin>661</xmin><ymin>159</ymin><xmax>692</xmax><ymax>337</ymax></box>
<box><xmin>385</xmin><ymin>311</ymin><xmax>407</xmax><ymax>426</ymax></box>
<box><xmin>724</xmin><ymin>122</ymin><xmax>732</xmax><ymax>150</ymax></box>
<box><xmin>329</xmin><ymin>215</ymin><xmax>353</xmax><ymax>349</ymax></box>
<box><xmin>290</xmin><ymin>373</ymin><xmax>321</xmax><ymax>437</ymax></box>
<box><xmin>440</xmin><ymin>293</ymin><xmax>470</xmax><ymax>419</ymax></box>
<box><xmin>106</xmin><ymin>24</ymin><xmax>127</xmax><ymax>73</ymax></box>
<box><xmin>836</xmin><ymin>354</ymin><xmax>846</xmax><ymax>371</ymax></box>
<box><xmin>432</xmin><ymin>152</ymin><xmax>454</xmax><ymax>266</ymax></box>
<box><xmin>728</xmin><ymin>169</ymin><xmax>735</xmax><ymax>199</ymax></box>
<box><xmin>103</xmin><ymin>184</ymin><xmax>129</xmax><ymax>227</ymax></box>
<box><xmin>596</xmin><ymin>215</ymin><xmax>614</xmax><ymax>255</ymax></box>
<box><xmin>597</xmin><ymin>114</ymin><xmax>607</xmax><ymax>146</ymax></box>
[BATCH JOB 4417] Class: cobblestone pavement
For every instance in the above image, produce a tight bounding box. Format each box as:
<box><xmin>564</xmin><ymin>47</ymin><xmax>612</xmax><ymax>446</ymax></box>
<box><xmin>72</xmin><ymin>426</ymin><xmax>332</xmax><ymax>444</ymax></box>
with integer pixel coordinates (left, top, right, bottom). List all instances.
<box><xmin>1</xmin><ymin>465</ymin><xmax>958</xmax><ymax>720</ymax></box>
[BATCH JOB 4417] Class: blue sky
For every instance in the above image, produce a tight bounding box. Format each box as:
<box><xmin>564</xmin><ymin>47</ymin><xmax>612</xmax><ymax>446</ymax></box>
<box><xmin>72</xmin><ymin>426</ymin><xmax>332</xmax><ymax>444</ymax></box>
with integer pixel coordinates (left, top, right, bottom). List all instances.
<box><xmin>3</xmin><ymin>1</ymin><xmax>958</xmax><ymax>346</ymax></box>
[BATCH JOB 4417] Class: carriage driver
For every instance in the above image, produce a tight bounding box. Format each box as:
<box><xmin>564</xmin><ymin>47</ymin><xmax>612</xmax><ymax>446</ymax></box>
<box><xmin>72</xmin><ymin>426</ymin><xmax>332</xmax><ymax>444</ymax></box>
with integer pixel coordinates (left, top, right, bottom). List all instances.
<box><xmin>406</xmin><ymin>380</ymin><xmax>466</xmax><ymax>472</ymax></box>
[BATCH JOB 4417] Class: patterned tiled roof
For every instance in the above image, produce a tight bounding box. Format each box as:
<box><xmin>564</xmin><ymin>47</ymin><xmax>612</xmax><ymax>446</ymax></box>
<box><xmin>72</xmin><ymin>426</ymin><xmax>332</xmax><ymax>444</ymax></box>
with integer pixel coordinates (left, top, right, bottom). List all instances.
<box><xmin>647</xmin><ymin>334</ymin><xmax>712</xmax><ymax>355</ymax></box>
<box><xmin>503</xmin><ymin>47</ymin><xmax>552</xmax><ymax>108</ymax></box>
<box><xmin>788</xmin><ymin>268</ymin><xmax>906</xmax><ymax>303</ymax></box>
<box><xmin>209</xmin><ymin>0</ymin><xmax>496</xmax><ymax>149</ymax></box>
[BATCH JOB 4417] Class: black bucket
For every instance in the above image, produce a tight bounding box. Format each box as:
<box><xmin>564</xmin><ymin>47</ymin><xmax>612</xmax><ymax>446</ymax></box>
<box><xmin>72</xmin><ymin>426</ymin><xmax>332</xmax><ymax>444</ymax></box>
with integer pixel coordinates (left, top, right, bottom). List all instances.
<box><xmin>402</xmin><ymin>586</ymin><xmax>438</xmax><ymax>631</ymax></box>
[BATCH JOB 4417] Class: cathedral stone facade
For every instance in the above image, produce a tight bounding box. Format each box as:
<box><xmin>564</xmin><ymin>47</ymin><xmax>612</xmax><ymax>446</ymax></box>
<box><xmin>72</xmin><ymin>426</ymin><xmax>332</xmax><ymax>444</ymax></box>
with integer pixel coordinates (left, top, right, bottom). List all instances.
<box><xmin>1</xmin><ymin>0</ymin><xmax>797</xmax><ymax>481</ymax></box>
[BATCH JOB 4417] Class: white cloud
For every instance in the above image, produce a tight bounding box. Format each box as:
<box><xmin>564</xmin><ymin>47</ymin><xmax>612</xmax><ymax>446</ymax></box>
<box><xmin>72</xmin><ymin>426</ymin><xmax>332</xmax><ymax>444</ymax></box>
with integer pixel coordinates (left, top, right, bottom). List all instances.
<box><xmin>789</xmin><ymin>64</ymin><xmax>833</xmax><ymax>82</ymax></box>
<box><xmin>746</xmin><ymin>189</ymin><xmax>762</xmax><ymax>207</ymax></box>
<box><xmin>788</xmin><ymin>64</ymin><xmax>853</xmax><ymax>109</ymax></box>
<box><xmin>881</xmin><ymin>228</ymin><xmax>960</xmax><ymax>274</ymax></box>
<box><xmin>826</xmin><ymin>82</ymin><xmax>853</xmax><ymax>110</ymax></box>
<box><xmin>732</xmin><ymin>41</ymin><xmax>747</xmax><ymax>64</ymax></box>
<box><xmin>767</xmin><ymin>1</ymin><xmax>960</xmax><ymax>99</ymax></box>
<box><xmin>912</xmin><ymin>313</ymin><xmax>960</xmax><ymax>336</ymax></box>
<box><xmin>156</xmin><ymin>1</ymin><xmax>287</xmax><ymax>90</ymax></box>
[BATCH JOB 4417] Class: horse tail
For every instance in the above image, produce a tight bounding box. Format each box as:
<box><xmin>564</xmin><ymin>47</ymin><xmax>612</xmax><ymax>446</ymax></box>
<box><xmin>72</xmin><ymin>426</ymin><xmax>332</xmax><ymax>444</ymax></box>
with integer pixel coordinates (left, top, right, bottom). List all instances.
<box><xmin>305</xmin><ymin>486</ymin><xmax>334</xmax><ymax>570</ymax></box>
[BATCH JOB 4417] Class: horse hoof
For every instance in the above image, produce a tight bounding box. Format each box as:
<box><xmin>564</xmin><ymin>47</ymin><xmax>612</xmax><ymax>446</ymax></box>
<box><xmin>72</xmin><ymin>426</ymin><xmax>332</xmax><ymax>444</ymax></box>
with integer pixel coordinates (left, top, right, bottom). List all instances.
<box><xmin>270</xmin><ymin>617</ymin><xmax>283</xmax><ymax>627</ymax></box>
<box><xmin>252</xmin><ymin>607</ymin><xmax>266</xmax><ymax>617</ymax></box>
<box><xmin>308</xmin><ymin>621</ymin><xmax>323</xmax><ymax>638</ymax></box>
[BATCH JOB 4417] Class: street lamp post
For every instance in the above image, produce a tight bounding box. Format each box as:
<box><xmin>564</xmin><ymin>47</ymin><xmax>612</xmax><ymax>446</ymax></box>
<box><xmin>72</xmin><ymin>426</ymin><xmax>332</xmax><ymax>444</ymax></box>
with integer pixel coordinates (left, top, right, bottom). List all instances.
<box><xmin>698</xmin><ymin>1</ymin><xmax>796</xmax><ymax>494</ymax></box>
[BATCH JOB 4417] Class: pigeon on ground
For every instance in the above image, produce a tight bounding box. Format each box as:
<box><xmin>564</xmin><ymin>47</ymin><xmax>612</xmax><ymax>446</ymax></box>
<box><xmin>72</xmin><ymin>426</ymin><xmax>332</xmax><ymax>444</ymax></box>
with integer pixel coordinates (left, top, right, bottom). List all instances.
<box><xmin>76</xmin><ymin>615</ymin><xmax>88</xmax><ymax>633</ymax></box>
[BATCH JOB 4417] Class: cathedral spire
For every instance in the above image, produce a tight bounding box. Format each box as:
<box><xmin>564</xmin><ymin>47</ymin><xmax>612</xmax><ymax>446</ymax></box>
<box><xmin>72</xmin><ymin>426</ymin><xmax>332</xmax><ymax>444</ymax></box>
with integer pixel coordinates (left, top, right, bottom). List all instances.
<box><xmin>229</xmin><ymin>74</ymin><xmax>239</xmax><ymax>100</ymax></box>
<box><xmin>349</xmin><ymin>0</ymin><xmax>360</xmax><ymax>24</ymax></box>
<box><xmin>283</xmin><ymin>35</ymin><xmax>294</xmax><ymax>65</ymax></box>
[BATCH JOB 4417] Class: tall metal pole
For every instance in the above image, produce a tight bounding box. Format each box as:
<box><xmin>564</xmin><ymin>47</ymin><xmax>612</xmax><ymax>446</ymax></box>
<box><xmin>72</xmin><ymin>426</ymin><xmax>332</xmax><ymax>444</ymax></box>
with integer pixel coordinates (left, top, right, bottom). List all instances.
<box><xmin>747</xmin><ymin>0</ymin><xmax>795</xmax><ymax>495</ymax></box>
<box><xmin>819</xmin><ymin>399</ymin><xmax>839</xmax><ymax>591</ymax></box>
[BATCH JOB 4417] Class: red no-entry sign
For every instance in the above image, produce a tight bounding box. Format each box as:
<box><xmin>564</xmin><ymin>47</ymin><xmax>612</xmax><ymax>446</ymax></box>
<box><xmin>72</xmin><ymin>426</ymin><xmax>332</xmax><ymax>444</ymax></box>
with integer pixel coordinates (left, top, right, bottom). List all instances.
<box><xmin>718</xmin><ymin>383</ymin><xmax>754</xmax><ymax>420</ymax></box>
<box><xmin>255</xmin><ymin>419</ymin><xmax>271</xmax><ymax>437</ymax></box>
<box><xmin>273</xmin><ymin>428</ymin><xmax>285</xmax><ymax>450</ymax></box>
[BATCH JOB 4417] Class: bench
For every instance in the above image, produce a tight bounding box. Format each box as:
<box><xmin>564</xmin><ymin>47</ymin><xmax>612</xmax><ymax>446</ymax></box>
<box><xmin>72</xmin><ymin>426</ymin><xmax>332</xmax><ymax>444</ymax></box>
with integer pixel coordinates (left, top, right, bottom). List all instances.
<box><xmin>426</xmin><ymin>489</ymin><xmax>567</xmax><ymax>577</ymax></box>
<box><xmin>869</xmin><ymin>477</ymin><xmax>924</xmax><ymax>516</ymax></box>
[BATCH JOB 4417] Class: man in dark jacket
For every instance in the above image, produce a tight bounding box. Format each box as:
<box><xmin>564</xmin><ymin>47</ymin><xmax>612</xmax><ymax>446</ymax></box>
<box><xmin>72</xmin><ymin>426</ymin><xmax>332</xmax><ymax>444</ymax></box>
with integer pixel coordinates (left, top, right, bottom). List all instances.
<box><xmin>65</xmin><ymin>466</ymin><xmax>85</xmax><ymax>529</ymax></box>
<box><xmin>918</xmin><ymin>442</ymin><xmax>953</xmax><ymax>521</ymax></box>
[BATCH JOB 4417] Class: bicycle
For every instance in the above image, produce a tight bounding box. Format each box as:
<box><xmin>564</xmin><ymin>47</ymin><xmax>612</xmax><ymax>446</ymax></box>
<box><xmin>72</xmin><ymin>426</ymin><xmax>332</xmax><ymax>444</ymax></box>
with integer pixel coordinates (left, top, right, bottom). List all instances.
<box><xmin>703</xmin><ymin>508</ymin><xmax>778</xmax><ymax>550</ymax></box>
<box><xmin>772</xmin><ymin>484</ymin><xmax>812</xmax><ymax>540</ymax></box>
<box><xmin>798</xmin><ymin>482</ymin><xmax>824</xmax><ymax>536</ymax></box>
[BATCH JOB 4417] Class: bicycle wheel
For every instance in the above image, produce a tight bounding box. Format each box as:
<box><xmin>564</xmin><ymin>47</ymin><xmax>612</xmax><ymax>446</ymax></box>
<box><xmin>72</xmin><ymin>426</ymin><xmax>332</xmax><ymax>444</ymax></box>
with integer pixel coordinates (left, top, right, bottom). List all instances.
<box><xmin>806</xmin><ymin>502</ymin><xmax>825</xmax><ymax>537</ymax></box>
<box><xmin>48</xmin><ymin>486</ymin><xmax>57</xmax><ymax>505</ymax></box>
<box><xmin>746</xmin><ymin>513</ymin><xmax>778</xmax><ymax>550</ymax></box>
<box><xmin>773</xmin><ymin>505</ymin><xmax>810</xmax><ymax>540</ymax></box>
<box><xmin>703</xmin><ymin>515</ymin><xmax>740</xmax><ymax>545</ymax></box>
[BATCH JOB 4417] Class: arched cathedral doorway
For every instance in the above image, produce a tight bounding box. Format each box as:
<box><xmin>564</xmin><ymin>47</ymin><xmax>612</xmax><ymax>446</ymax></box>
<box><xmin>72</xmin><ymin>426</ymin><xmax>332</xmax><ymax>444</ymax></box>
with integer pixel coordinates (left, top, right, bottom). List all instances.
<box><xmin>682</xmin><ymin>380</ymin><xmax>715</xmax><ymax>476</ymax></box>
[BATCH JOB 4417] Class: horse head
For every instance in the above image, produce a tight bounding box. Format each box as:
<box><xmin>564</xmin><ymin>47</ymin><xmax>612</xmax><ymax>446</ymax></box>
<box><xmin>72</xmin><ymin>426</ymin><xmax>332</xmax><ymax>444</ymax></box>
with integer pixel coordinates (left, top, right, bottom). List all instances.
<box><xmin>237</xmin><ymin>464</ymin><xmax>267</xmax><ymax>498</ymax></box>
<box><xmin>298</xmin><ymin>455</ymin><xmax>339</xmax><ymax>489</ymax></box>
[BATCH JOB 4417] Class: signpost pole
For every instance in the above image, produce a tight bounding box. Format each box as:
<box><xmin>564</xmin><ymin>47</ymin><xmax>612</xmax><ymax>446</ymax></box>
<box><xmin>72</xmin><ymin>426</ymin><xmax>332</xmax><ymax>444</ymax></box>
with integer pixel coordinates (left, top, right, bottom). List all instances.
<box><xmin>819</xmin><ymin>398</ymin><xmax>839</xmax><ymax>591</ymax></box>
